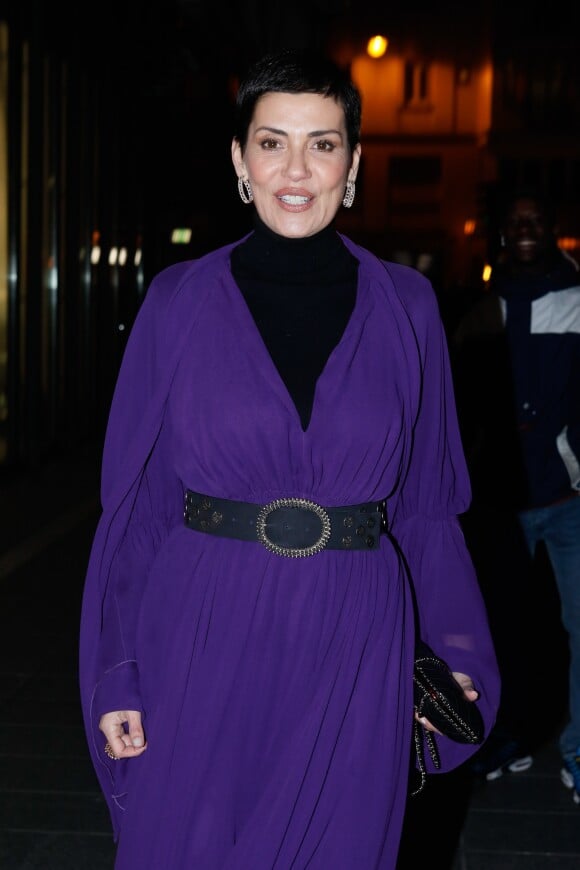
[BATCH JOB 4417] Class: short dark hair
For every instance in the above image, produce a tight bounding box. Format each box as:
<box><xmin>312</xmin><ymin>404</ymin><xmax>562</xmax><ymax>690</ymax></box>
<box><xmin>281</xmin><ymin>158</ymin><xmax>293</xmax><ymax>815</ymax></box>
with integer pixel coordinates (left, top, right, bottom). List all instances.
<box><xmin>233</xmin><ymin>48</ymin><xmax>362</xmax><ymax>154</ymax></box>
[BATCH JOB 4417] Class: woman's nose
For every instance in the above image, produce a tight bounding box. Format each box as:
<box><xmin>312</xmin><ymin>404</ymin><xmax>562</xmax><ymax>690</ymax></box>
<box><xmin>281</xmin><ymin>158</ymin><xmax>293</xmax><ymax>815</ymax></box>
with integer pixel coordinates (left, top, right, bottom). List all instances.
<box><xmin>283</xmin><ymin>148</ymin><xmax>310</xmax><ymax>179</ymax></box>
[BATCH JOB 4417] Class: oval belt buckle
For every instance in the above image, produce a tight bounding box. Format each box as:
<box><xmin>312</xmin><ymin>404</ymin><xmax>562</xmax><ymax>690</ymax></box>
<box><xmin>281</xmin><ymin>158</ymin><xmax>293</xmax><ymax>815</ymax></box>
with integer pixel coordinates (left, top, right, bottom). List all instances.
<box><xmin>256</xmin><ymin>498</ymin><xmax>332</xmax><ymax>558</ymax></box>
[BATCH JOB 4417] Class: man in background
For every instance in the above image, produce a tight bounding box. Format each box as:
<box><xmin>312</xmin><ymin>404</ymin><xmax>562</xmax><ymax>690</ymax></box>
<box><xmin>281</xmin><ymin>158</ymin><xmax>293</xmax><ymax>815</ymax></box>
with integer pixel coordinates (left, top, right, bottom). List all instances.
<box><xmin>453</xmin><ymin>186</ymin><xmax>580</xmax><ymax>804</ymax></box>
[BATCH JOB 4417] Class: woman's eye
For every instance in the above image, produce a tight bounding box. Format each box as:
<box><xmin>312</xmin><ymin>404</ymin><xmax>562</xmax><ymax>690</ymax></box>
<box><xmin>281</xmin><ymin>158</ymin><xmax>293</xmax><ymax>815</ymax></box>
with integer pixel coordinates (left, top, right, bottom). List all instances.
<box><xmin>260</xmin><ymin>138</ymin><xmax>280</xmax><ymax>150</ymax></box>
<box><xmin>314</xmin><ymin>140</ymin><xmax>335</xmax><ymax>152</ymax></box>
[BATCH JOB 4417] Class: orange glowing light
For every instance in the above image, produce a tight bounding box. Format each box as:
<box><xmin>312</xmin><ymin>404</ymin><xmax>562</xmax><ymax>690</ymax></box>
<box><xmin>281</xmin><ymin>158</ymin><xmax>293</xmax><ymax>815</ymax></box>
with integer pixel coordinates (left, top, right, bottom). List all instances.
<box><xmin>367</xmin><ymin>35</ymin><xmax>388</xmax><ymax>59</ymax></box>
<box><xmin>482</xmin><ymin>264</ymin><xmax>492</xmax><ymax>283</ymax></box>
<box><xmin>558</xmin><ymin>236</ymin><xmax>580</xmax><ymax>251</ymax></box>
<box><xmin>463</xmin><ymin>219</ymin><xmax>476</xmax><ymax>236</ymax></box>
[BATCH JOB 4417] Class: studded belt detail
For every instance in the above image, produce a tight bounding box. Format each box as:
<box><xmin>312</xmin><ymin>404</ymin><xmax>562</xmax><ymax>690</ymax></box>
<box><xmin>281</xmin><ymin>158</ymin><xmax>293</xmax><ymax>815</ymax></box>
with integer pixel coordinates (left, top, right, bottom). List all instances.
<box><xmin>183</xmin><ymin>490</ymin><xmax>387</xmax><ymax>558</ymax></box>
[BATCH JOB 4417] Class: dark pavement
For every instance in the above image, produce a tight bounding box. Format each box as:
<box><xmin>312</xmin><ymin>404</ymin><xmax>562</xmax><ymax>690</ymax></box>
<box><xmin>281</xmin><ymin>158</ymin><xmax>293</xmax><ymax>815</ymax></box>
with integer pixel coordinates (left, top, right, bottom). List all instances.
<box><xmin>0</xmin><ymin>444</ymin><xmax>579</xmax><ymax>869</ymax></box>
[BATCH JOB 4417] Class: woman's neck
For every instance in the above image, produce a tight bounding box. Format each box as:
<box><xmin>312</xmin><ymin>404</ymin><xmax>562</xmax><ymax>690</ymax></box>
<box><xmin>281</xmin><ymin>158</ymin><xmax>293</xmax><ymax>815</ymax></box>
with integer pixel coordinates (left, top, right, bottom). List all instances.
<box><xmin>235</xmin><ymin>215</ymin><xmax>347</xmax><ymax>283</ymax></box>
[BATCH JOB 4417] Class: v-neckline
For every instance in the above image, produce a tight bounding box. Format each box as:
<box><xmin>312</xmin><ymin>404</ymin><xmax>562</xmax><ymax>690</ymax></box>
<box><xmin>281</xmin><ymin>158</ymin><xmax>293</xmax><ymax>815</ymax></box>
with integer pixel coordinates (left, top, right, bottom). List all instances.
<box><xmin>224</xmin><ymin>263</ymin><xmax>363</xmax><ymax>437</ymax></box>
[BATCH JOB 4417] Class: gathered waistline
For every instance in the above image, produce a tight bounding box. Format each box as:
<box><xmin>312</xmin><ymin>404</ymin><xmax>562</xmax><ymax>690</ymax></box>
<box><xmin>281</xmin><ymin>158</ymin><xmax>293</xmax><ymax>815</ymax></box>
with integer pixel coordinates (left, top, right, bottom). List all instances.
<box><xmin>183</xmin><ymin>490</ymin><xmax>387</xmax><ymax>558</ymax></box>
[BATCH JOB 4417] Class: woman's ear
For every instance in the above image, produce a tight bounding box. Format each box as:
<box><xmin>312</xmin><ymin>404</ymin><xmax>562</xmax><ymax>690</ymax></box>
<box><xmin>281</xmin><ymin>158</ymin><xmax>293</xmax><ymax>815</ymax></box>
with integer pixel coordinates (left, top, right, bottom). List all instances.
<box><xmin>349</xmin><ymin>143</ymin><xmax>362</xmax><ymax>183</ymax></box>
<box><xmin>231</xmin><ymin>138</ymin><xmax>245</xmax><ymax>177</ymax></box>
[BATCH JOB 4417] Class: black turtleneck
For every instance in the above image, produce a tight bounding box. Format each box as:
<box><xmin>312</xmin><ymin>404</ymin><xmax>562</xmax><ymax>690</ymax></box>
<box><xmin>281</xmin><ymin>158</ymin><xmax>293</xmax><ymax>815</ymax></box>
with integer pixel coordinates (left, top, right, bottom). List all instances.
<box><xmin>231</xmin><ymin>216</ymin><xmax>359</xmax><ymax>430</ymax></box>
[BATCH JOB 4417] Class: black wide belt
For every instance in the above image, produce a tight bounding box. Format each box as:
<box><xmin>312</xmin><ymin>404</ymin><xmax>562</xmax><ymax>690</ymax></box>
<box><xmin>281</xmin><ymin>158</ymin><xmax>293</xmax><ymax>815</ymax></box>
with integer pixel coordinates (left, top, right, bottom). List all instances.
<box><xmin>184</xmin><ymin>490</ymin><xmax>387</xmax><ymax>558</ymax></box>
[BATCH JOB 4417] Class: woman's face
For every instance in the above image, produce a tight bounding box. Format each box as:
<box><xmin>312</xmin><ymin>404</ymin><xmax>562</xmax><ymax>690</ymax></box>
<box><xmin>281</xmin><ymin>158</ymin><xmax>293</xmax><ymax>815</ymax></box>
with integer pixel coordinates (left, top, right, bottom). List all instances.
<box><xmin>232</xmin><ymin>91</ymin><xmax>360</xmax><ymax>238</ymax></box>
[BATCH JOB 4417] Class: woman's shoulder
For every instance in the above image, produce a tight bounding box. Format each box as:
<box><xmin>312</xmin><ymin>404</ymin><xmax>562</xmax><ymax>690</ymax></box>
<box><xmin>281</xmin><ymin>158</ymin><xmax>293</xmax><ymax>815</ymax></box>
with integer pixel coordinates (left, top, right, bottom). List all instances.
<box><xmin>367</xmin><ymin>253</ymin><xmax>439</xmax><ymax>322</ymax></box>
<box><xmin>124</xmin><ymin>239</ymin><xmax>244</xmax><ymax>357</ymax></box>
<box><xmin>146</xmin><ymin>239</ymin><xmax>241</xmax><ymax>307</ymax></box>
<box><xmin>340</xmin><ymin>235</ymin><xmax>436</xmax><ymax>310</ymax></box>
<box><xmin>379</xmin><ymin>259</ymin><xmax>435</xmax><ymax>299</ymax></box>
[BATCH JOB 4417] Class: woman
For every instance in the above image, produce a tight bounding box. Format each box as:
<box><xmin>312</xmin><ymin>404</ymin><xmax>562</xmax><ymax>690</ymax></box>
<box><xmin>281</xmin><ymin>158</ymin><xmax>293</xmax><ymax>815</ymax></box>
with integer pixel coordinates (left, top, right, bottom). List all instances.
<box><xmin>79</xmin><ymin>49</ymin><xmax>499</xmax><ymax>868</ymax></box>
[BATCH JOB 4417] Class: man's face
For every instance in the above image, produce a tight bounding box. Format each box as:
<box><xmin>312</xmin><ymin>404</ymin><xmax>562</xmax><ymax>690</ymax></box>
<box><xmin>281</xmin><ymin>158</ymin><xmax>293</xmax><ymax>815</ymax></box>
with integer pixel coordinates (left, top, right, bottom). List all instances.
<box><xmin>503</xmin><ymin>197</ymin><xmax>553</xmax><ymax>272</ymax></box>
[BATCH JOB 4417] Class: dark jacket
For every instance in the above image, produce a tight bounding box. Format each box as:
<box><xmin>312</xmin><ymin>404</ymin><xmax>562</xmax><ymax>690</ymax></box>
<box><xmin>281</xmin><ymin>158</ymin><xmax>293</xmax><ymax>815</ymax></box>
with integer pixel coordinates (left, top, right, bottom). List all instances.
<box><xmin>453</xmin><ymin>250</ymin><xmax>580</xmax><ymax>510</ymax></box>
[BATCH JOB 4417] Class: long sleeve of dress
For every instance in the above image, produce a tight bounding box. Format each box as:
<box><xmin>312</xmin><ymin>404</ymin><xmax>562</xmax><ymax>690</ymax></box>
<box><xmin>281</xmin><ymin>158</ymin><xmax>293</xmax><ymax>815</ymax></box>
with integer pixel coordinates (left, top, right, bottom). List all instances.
<box><xmin>79</xmin><ymin>244</ymin><xmax>241</xmax><ymax>836</ymax></box>
<box><xmin>91</xmin><ymin>421</ymin><xmax>182</xmax><ymax>722</ymax></box>
<box><xmin>79</xmin><ymin>259</ymin><xmax>203</xmax><ymax>833</ymax></box>
<box><xmin>388</xmin><ymin>275</ymin><xmax>500</xmax><ymax>768</ymax></box>
<box><xmin>85</xmin><ymin>261</ymin><xmax>194</xmax><ymax>731</ymax></box>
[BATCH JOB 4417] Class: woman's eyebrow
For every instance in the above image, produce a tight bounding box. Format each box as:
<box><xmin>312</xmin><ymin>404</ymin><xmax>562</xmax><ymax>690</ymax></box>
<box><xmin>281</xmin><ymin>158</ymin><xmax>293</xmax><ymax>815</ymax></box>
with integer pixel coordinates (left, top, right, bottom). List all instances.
<box><xmin>254</xmin><ymin>126</ymin><xmax>287</xmax><ymax>136</ymax></box>
<box><xmin>254</xmin><ymin>126</ymin><xmax>343</xmax><ymax>138</ymax></box>
<box><xmin>309</xmin><ymin>129</ymin><xmax>343</xmax><ymax>138</ymax></box>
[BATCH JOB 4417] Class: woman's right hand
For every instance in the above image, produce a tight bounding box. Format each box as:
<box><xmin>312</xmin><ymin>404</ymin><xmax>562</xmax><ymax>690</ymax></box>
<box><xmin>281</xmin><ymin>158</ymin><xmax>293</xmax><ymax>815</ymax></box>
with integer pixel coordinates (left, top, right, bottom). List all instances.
<box><xmin>99</xmin><ymin>710</ymin><xmax>147</xmax><ymax>759</ymax></box>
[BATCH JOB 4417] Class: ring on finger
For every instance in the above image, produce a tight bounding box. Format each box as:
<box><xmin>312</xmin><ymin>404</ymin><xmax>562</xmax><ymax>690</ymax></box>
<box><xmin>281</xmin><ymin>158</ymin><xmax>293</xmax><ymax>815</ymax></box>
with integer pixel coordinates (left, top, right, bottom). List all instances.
<box><xmin>104</xmin><ymin>742</ymin><xmax>120</xmax><ymax>760</ymax></box>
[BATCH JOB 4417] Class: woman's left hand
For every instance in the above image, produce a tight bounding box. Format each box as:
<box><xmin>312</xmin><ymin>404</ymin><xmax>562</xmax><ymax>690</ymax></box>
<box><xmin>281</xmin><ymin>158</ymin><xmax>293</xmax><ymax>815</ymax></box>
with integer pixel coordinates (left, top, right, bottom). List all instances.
<box><xmin>99</xmin><ymin>709</ymin><xmax>147</xmax><ymax>759</ymax></box>
<box><xmin>415</xmin><ymin>670</ymin><xmax>479</xmax><ymax>734</ymax></box>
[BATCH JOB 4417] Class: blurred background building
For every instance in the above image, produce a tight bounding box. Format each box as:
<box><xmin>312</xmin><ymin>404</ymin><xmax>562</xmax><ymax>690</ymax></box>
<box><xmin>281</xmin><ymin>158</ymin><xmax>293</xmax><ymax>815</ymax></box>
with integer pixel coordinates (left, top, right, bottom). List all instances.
<box><xmin>0</xmin><ymin>0</ymin><xmax>579</xmax><ymax>470</ymax></box>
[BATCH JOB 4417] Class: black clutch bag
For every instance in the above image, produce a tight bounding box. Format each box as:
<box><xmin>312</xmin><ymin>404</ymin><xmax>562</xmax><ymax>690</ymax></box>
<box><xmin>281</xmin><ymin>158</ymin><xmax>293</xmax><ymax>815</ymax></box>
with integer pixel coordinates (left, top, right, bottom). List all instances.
<box><xmin>411</xmin><ymin>640</ymin><xmax>485</xmax><ymax>795</ymax></box>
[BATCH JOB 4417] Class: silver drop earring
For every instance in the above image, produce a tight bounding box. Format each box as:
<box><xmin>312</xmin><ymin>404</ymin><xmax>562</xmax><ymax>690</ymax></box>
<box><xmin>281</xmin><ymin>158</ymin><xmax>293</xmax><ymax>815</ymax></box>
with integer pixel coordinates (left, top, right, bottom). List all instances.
<box><xmin>342</xmin><ymin>180</ymin><xmax>356</xmax><ymax>209</ymax></box>
<box><xmin>238</xmin><ymin>176</ymin><xmax>253</xmax><ymax>204</ymax></box>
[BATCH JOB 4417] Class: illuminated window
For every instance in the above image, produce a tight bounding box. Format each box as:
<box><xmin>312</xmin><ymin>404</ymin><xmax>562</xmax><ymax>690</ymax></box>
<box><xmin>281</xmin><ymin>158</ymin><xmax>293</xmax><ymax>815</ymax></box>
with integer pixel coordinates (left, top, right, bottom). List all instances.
<box><xmin>404</xmin><ymin>61</ymin><xmax>429</xmax><ymax>104</ymax></box>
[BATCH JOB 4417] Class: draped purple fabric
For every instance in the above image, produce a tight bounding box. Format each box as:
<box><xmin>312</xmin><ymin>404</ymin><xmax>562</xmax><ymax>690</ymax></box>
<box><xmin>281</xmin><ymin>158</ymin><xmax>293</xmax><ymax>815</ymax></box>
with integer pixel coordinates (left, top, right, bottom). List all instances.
<box><xmin>79</xmin><ymin>234</ymin><xmax>500</xmax><ymax>868</ymax></box>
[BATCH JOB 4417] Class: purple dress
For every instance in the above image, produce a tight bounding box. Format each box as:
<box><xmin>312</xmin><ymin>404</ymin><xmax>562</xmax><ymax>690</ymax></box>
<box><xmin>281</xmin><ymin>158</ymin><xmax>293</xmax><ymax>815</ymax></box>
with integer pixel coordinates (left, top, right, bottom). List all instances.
<box><xmin>79</xmin><ymin>233</ymin><xmax>500</xmax><ymax>868</ymax></box>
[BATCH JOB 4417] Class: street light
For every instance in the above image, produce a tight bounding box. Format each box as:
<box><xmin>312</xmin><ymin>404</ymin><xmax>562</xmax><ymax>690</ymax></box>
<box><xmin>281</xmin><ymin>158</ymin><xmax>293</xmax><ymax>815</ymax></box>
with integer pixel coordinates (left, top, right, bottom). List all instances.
<box><xmin>367</xmin><ymin>35</ymin><xmax>388</xmax><ymax>59</ymax></box>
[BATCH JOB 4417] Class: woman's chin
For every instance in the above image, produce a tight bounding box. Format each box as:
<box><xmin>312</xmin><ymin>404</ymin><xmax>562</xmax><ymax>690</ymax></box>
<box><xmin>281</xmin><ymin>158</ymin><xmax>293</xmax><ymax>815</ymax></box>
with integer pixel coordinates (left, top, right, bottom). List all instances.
<box><xmin>260</xmin><ymin>211</ymin><xmax>331</xmax><ymax>239</ymax></box>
